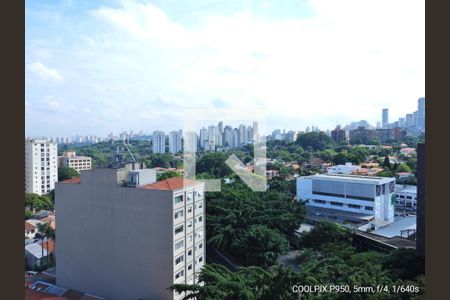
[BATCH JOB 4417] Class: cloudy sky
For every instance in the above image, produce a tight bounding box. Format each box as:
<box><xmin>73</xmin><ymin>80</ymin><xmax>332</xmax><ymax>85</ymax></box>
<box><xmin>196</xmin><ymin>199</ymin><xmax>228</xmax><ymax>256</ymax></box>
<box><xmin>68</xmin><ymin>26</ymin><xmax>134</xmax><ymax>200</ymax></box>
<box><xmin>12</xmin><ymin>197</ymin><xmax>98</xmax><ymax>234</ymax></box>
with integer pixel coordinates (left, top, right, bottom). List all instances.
<box><xmin>25</xmin><ymin>0</ymin><xmax>424</xmax><ymax>137</ymax></box>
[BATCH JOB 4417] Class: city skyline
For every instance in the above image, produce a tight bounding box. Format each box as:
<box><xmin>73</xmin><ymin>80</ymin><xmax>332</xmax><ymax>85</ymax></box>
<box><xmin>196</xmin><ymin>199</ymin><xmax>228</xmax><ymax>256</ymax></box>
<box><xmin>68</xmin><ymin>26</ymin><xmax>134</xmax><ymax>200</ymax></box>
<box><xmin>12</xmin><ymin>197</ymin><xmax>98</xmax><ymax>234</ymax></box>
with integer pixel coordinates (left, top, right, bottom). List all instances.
<box><xmin>26</xmin><ymin>0</ymin><xmax>424</xmax><ymax>137</ymax></box>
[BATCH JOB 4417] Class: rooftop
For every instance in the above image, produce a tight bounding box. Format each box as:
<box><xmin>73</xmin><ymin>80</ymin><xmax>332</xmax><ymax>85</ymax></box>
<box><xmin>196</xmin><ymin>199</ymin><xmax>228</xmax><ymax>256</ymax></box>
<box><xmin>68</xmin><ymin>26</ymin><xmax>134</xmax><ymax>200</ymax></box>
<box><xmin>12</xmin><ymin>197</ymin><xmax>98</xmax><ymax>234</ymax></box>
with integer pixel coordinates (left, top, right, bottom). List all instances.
<box><xmin>371</xmin><ymin>216</ymin><xmax>416</xmax><ymax>238</ymax></box>
<box><xmin>60</xmin><ymin>177</ymin><xmax>81</xmax><ymax>184</ymax></box>
<box><xmin>141</xmin><ymin>177</ymin><xmax>201</xmax><ymax>191</ymax></box>
<box><xmin>25</xmin><ymin>221</ymin><xmax>36</xmax><ymax>231</ymax></box>
<box><xmin>302</xmin><ymin>173</ymin><xmax>395</xmax><ymax>184</ymax></box>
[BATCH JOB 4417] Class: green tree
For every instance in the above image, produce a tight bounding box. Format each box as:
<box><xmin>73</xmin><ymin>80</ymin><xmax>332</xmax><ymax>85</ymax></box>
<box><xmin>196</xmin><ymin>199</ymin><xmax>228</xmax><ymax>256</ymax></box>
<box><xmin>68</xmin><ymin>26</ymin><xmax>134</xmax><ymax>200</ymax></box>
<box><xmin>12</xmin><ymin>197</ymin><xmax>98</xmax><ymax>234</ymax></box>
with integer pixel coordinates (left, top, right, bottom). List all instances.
<box><xmin>25</xmin><ymin>193</ymin><xmax>53</xmax><ymax>211</ymax></box>
<box><xmin>58</xmin><ymin>166</ymin><xmax>79</xmax><ymax>181</ymax></box>
<box><xmin>157</xmin><ymin>170</ymin><xmax>182</xmax><ymax>180</ymax></box>
<box><xmin>232</xmin><ymin>224</ymin><xmax>289</xmax><ymax>267</ymax></box>
<box><xmin>196</xmin><ymin>152</ymin><xmax>233</xmax><ymax>178</ymax></box>
<box><xmin>383</xmin><ymin>155</ymin><xmax>391</xmax><ymax>169</ymax></box>
<box><xmin>296</xmin><ymin>132</ymin><xmax>335</xmax><ymax>151</ymax></box>
<box><xmin>396</xmin><ymin>163</ymin><xmax>412</xmax><ymax>173</ymax></box>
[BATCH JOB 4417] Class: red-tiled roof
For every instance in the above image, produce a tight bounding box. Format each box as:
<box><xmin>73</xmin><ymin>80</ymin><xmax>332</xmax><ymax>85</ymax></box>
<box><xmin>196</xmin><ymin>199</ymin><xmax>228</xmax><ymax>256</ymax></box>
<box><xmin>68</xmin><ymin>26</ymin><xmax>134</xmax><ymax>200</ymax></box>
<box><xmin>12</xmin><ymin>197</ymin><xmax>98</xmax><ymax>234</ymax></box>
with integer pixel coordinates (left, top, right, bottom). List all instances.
<box><xmin>141</xmin><ymin>177</ymin><xmax>199</xmax><ymax>191</ymax></box>
<box><xmin>60</xmin><ymin>177</ymin><xmax>81</xmax><ymax>184</ymax></box>
<box><xmin>25</xmin><ymin>221</ymin><xmax>36</xmax><ymax>231</ymax></box>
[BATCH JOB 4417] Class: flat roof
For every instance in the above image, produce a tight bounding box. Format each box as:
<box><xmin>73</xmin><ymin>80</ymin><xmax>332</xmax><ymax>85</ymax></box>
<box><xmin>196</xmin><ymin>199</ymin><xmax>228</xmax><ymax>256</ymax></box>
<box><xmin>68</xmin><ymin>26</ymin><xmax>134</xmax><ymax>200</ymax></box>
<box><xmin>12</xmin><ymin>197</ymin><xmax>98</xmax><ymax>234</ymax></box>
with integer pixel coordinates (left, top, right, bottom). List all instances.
<box><xmin>300</xmin><ymin>174</ymin><xmax>394</xmax><ymax>184</ymax></box>
<box><xmin>371</xmin><ymin>216</ymin><xmax>416</xmax><ymax>238</ymax></box>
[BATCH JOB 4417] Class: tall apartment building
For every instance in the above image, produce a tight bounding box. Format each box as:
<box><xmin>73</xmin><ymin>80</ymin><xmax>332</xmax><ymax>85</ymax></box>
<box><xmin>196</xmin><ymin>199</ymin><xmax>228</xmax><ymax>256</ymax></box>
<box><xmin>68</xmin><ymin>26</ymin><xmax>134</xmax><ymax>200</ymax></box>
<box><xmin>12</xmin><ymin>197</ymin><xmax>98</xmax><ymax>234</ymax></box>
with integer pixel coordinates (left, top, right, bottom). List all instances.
<box><xmin>331</xmin><ymin>125</ymin><xmax>347</xmax><ymax>143</ymax></box>
<box><xmin>184</xmin><ymin>131</ymin><xmax>197</xmax><ymax>153</ymax></box>
<box><xmin>169</xmin><ymin>130</ymin><xmax>182</xmax><ymax>154</ymax></box>
<box><xmin>25</xmin><ymin>139</ymin><xmax>58</xmax><ymax>195</ymax></box>
<box><xmin>59</xmin><ymin>151</ymin><xmax>92</xmax><ymax>173</ymax></box>
<box><xmin>418</xmin><ymin>97</ymin><xmax>425</xmax><ymax>131</ymax></box>
<box><xmin>153</xmin><ymin>131</ymin><xmax>166</xmax><ymax>154</ymax></box>
<box><xmin>199</xmin><ymin>127</ymin><xmax>208</xmax><ymax>149</ymax></box>
<box><xmin>297</xmin><ymin>174</ymin><xmax>396</xmax><ymax>225</ymax></box>
<box><xmin>56</xmin><ymin>166</ymin><xmax>206</xmax><ymax>300</ymax></box>
<box><xmin>382</xmin><ymin>108</ymin><xmax>389</xmax><ymax>129</ymax></box>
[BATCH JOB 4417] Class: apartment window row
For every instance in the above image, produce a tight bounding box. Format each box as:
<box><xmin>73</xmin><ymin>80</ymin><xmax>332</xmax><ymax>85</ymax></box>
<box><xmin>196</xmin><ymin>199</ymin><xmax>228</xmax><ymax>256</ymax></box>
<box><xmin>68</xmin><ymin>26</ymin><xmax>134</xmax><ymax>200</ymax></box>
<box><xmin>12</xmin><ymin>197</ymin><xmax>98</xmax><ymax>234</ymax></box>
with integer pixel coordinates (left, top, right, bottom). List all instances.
<box><xmin>175</xmin><ymin>225</ymin><xmax>184</xmax><ymax>235</ymax></box>
<box><xmin>175</xmin><ymin>270</ymin><xmax>184</xmax><ymax>280</ymax></box>
<box><xmin>312</xmin><ymin>199</ymin><xmax>374</xmax><ymax>211</ymax></box>
<box><xmin>175</xmin><ymin>255</ymin><xmax>184</xmax><ymax>265</ymax></box>
<box><xmin>312</xmin><ymin>191</ymin><xmax>374</xmax><ymax>202</ymax></box>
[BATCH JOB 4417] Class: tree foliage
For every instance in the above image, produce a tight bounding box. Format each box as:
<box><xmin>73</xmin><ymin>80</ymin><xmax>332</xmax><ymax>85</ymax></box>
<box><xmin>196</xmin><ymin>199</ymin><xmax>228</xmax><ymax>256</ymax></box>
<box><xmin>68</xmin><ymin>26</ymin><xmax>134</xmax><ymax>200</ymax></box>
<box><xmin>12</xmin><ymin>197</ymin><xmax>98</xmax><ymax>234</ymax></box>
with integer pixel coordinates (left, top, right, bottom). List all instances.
<box><xmin>58</xmin><ymin>166</ymin><xmax>79</xmax><ymax>181</ymax></box>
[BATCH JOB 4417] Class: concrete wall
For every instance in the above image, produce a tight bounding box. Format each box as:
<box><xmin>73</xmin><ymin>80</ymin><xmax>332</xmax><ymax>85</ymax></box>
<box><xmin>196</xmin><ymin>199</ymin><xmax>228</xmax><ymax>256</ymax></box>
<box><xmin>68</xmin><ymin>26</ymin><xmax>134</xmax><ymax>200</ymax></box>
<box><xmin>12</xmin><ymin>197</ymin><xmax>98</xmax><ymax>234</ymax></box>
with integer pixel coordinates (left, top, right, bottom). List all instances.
<box><xmin>56</xmin><ymin>178</ymin><xmax>174</xmax><ymax>300</ymax></box>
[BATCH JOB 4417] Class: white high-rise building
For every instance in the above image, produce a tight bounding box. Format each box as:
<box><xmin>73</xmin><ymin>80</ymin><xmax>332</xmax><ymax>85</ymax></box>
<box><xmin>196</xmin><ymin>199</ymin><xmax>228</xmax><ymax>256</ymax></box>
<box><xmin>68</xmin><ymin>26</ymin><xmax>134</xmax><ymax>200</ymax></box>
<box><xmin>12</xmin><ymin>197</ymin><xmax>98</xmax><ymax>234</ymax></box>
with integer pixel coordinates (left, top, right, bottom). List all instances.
<box><xmin>207</xmin><ymin>126</ymin><xmax>217</xmax><ymax>151</ymax></box>
<box><xmin>153</xmin><ymin>131</ymin><xmax>166</xmax><ymax>154</ymax></box>
<box><xmin>418</xmin><ymin>97</ymin><xmax>425</xmax><ymax>131</ymax></box>
<box><xmin>238</xmin><ymin>124</ymin><xmax>246</xmax><ymax>146</ymax></box>
<box><xmin>382</xmin><ymin>108</ymin><xmax>389</xmax><ymax>129</ymax></box>
<box><xmin>169</xmin><ymin>130</ymin><xmax>182</xmax><ymax>154</ymax></box>
<box><xmin>199</xmin><ymin>128</ymin><xmax>208</xmax><ymax>149</ymax></box>
<box><xmin>231</xmin><ymin>128</ymin><xmax>239</xmax><ymax>149</ymax></box>
<box><xmin>25</xmin><ymin>139</ymin><xmax>58</xmax><ymax>195</ymax></box>
<box><xmin>253</xmin><ymin>121</ymin><xmax>259</xmax><ymax>142</ymax></box>
<box><xmin>223</xmin><ymin>126</ymin><xmax>233</xmax><ymax>147</ymax></box>
<box><xmin>184</xmin><ymin>131</ymin><xmax>198</xmax><ymax>153</ymax></box>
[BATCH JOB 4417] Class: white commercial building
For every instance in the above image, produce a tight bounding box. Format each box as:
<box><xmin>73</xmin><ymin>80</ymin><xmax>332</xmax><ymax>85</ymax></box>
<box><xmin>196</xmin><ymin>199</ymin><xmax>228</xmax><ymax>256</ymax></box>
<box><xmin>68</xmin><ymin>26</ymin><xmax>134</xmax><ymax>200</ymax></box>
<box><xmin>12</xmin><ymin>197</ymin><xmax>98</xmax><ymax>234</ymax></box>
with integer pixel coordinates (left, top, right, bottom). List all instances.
<box><xmin>395</xmin><ymin>184</ymin><xmax>417</xmax><ymax>210</ymax></box>
<box><xmin>25</xmin><ymin>139</ymin><xmax>58</xmax><ymax>195</ymax></box>
<box><xmin>153</xmin><ymin>131</ymin><xmax>166</xmax><ymax>154</ymax></box>
<box><xmin>169</xmin><ymin>130</ymin><xmax>182</xmax><ymax>154</ymax></box>
<box><xmin>297</xmin><ymin>174</ymin><xmax>396</xmax><ymax>224</ymax></box>
<box><xmin>327</xmin><ymin>163</ymin><xmax>361</xmax><ymax>175</ymax></box>
<box><xmin>56</xmin><ymin>166</ymin><xmax>205</xmax><ymax>300</ymax></box>
<box><xmin>59</xmin><ymin>151</ymin><xmax>92</xmax><ymax>173</ymax></box>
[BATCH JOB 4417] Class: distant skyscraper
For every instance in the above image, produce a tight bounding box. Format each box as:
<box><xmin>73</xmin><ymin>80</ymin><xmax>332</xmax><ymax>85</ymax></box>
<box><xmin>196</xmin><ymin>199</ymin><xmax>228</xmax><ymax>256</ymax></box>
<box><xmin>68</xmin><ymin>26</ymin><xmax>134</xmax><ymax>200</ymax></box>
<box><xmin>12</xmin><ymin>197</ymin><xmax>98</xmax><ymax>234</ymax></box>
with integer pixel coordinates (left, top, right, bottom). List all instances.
<box><xmin>231</xmin><ymin>128</ymin><xmax>239</xmax><ymax>148</ymax></box>
<box><xmin>253</xmin><ymin>121</ymin><xmax>259</xmax><ymax>141</ymax></box>
<box><xmin>238</xmin><ymin>124</ymin><xmax>246</xmax><ymax>146</ymax></box>
<box><xmin>382</xmin><ymin>108</ymin><xmax>389</xmax><ymax>128</ymax></box>
<box><xmin>184</xmin><ymin>131</ymin><xmax>197</xmax><ymax>153</ymax></box>
<box><xmin>405</xmin><ymin>113</ymin><xmax>414</xmax><ymax>128</ymax></box>
<box><xmin>223</xmin><ymin>126</ymin><xmax>233</xmax><ymax>147</ymax></box>
<box><xmin>376</xmin><ymin>122</ymin><xmax>381</xmax><ymax>129</ymax></box>
<box><xmin>152</xmin><ymin>131</ymin><xmax>166</xmax><ymax>154</ymax></box>
<box><xmin>25</xmin><ymin>139</ymin><xmax>58</xmax><ymax>195</ymax></box>
<box><xmin>331</xmin><ymin>125</ymin><xmax>347</xmax><ymax>143</ymax></box>
<box><xmin>418</xmin><ymin>97</ymin><xmax>425</xmax><ymax>131</ymax></box>
<box><xmin>218</xmin><ymin>121</ymin><xmax>223</xmax><ymax>134</ymax></box>
<box><xmin>207</xmin><ymin>126</ymin><xmax>217</xmax><ymax>151</ymax></box>
<box><xmin>199</xmin><ymin>127</ymin><xmax>208</xmax><ymax>149</ymax></box>
<box><xmin>168</xmin><ymin>130</ymin><xmax>182</xmax><ymax>154</ymax></box>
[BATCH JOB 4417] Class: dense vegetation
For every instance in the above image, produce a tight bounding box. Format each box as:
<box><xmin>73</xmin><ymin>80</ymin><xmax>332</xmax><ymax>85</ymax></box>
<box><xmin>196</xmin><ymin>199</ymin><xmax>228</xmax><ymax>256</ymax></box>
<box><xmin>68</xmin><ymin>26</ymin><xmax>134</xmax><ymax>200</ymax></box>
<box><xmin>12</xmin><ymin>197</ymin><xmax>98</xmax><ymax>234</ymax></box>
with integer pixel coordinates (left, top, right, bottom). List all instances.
<box><xmin>206</xmin><ymin>179</ymin><xmax>305</xmax><ymax>267</ymax></box>
<box><xmin>58</xmin><ymin>166</ymin><xmax>79</xmax><ymax>181</ymax></box>
<box><xmin>172</xmin><ymin>222</ymin><xmax>425</xmax><ymax>300</ymax></box>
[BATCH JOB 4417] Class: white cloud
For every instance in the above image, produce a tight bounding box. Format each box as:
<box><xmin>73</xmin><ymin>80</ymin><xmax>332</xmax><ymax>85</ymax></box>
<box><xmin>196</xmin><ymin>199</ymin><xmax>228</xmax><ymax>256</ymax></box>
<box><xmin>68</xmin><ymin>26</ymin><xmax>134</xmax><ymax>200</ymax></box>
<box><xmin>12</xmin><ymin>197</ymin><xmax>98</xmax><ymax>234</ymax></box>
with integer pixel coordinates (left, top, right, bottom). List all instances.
<box><xmin>27</xmin><ymin>61</ymin><xmax>63</xmax><ymax>82</ymax></box>
<box><xmin>25</xmin><ymin>0</ymin><xmax>424</xmax><ymax>135</ymax></box>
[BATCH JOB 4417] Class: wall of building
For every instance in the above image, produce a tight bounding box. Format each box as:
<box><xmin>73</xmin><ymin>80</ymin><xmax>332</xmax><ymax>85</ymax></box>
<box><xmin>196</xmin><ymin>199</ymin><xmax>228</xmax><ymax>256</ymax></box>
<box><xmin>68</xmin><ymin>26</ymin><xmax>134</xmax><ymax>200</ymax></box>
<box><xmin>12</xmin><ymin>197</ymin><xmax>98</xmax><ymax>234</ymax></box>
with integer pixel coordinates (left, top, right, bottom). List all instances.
<box><xmin>56</xmin><ymin>180</ymin><xmax>174</xmax><ymax>300</ymax></box>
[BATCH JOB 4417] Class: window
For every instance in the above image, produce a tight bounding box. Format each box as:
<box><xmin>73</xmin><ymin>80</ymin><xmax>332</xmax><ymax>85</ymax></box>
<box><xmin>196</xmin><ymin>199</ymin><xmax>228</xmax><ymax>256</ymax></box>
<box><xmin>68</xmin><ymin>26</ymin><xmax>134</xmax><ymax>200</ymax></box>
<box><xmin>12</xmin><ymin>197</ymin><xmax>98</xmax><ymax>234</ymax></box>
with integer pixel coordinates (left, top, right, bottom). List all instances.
<box><xmin>197</xmin><ymin>203</ymin><xmax>203</xmax><ymax>209</ymax></box>
<box><xmin>188</xmin><ymin>235</ymin><xmax>193</xmax><ymax>242</ymax></box>
<box><xmin>187</xmin><ymin>221</ymin><xmax>193</xmax><ymax>228</ymax></box>
<box><xmin>175</xmin><ymin>270</ymin><xmax>184</xmax><ymax>279</ymax></box>
<box><xmin>175</xmin><ymin>225</ymin><xmax>184</xmax><ymax>235</ymax></box>
<box><xmin>196</xmin><ymin>191</ymin><xmax>203</xmax><ymax>198</ymax></box>
<box><xmin>406</xmin><ymin>196</ymin><xmax>412</xmax><ymax>200</ymax></box>
<box><xmin>175</xmin><ymin>195</ymin><xmax>183</xmax><ymax>204</ymax></box>
<box><xmin>348</xmin><ymin>204</ymin><xmax>361</xmax><ymax>209</ymax></box>
<box><xmin>187</xmin><ymin>206</ymin><xmax>193</xmax><ymax>213</ymax></box>
<box><xmin>188</xmin><ymin>249</ymin><xmax>192</xmax><ymax>256</ymax></box>
<box><xmin>365</xmin><ymin>206</ymin><xmax>374</xmax><ymax>211</ymax></box>
<box><xmin>175</xmin><ymin>255</ymin><xmax>184</xmax><ymax>265</ymax></box>
<box><xmin>175</xmin><ymin>240</ymin><xmax>184</xmax><ymax>250</ymax></box>
<box><xmin>198</xmin><ymin>243</ymin><xmax>203</xmax><ymax>249</ymax></box>
<box><xmin>330</xmin><ymin>202</ymin><xmax>343</xmax><ymax>207</ymax></box>
<box><xmin>187</xmin><ymin>193</ymin><xmax>193</xmax><ymax>201</ymax></box>
<box><xmin>174</xmin><ymin>210</ymin><xmax>184</xmax><ymax>219</ymax></box>
<box><xmin>188</xmin><ymin>264</ymin><xmax>192</xmax><ymax>271</ymax></box>
<box><xmin>313</xmin><ymin>199</ymin><xmax>326</xmax><ymax>204</ymax></box>
<box><xmin>198</xmin><ymin>216</ymin><xmax>203</xmax><ymax>222</ymax></box>
<box><xmin>198</xmin><ymin>256</ymin><xmax>203</xmax><ymax>263</ymax></box>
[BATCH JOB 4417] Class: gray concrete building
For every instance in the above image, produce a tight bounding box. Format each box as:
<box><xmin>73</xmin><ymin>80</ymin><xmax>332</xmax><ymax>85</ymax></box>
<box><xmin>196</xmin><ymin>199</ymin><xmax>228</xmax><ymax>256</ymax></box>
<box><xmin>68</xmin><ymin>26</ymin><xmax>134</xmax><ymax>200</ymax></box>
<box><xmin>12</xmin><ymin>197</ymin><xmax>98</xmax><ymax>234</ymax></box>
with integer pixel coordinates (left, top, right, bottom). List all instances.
<box><xmin>55</xmin><ymin>165</ymin><xmax>205</xmax><ymax>300</ymax></box>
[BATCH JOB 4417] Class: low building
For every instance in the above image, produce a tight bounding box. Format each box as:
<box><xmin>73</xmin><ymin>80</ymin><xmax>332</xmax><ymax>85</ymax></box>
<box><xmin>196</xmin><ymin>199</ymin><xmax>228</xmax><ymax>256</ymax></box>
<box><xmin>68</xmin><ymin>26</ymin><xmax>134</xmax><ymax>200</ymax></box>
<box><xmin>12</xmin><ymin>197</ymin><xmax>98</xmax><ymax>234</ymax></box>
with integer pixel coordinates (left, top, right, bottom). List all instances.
<box><xmin>25</xmin><ymin>221</ymin><xmax>37</xmax><ymax>239</ymax></box>
<box><xmin>327</xmin><ymin>162</ymin><xmax>360</xmax><ymax>175</ymax></box>
<box><xmin>25</xmin><ymin>239</ymin><xmax>55</xmax><ymax>267</ymax></box>
<box><xmin>297</xmin><ymin>174</ymin><xmax>396</xmax><ymax>225</ymax></box>
<box><xmin>59</xmin><ymin>151</ymin><xmax>92</xmax><ymax>173</ymax></box>
<box><xmin>395</xmin><ymin>185</ymin><xmax>417</xmax><ymax>210</ymax></box>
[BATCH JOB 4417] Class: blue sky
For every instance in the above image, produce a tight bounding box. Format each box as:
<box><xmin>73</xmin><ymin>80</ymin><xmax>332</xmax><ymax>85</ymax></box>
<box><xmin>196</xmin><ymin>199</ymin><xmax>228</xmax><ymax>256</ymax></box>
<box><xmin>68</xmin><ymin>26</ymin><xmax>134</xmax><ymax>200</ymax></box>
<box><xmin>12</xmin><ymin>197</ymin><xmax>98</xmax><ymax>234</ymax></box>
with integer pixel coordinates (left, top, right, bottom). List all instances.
<box><xmin>25</xmin><ymin>0</ymin><xmax>424</xmax><ymax>137</ymax></box>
